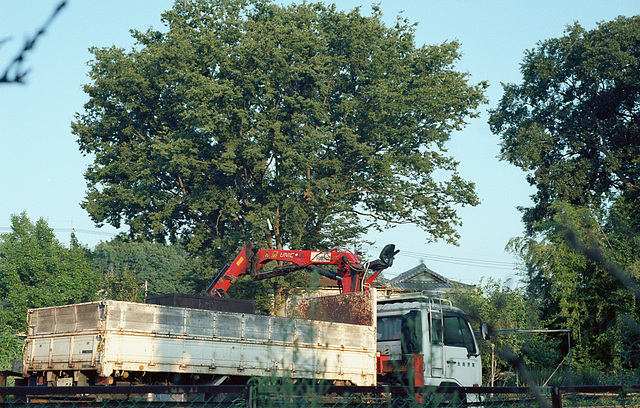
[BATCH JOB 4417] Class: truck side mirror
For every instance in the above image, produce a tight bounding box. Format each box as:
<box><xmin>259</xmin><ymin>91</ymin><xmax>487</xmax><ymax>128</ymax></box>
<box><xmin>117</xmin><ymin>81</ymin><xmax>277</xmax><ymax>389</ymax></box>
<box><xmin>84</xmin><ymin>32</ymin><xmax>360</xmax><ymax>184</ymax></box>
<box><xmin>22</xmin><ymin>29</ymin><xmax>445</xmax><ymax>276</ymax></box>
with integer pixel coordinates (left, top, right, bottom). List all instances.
<box><xmin>481</xmin><ymin>323</ymin><xmax>490</xmax><ymax>340</ymax></box>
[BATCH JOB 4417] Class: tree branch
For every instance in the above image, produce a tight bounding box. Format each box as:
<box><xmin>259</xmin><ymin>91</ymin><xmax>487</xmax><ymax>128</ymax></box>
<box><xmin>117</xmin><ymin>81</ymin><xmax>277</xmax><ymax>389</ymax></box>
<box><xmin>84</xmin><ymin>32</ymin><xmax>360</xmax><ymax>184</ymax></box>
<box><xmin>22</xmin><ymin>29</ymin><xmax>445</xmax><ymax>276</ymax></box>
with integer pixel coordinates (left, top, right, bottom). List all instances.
<box><xmin>351</xmin><ymin>208</ymin><xmax>410</xmax><ymax>224</ymax></box>
<box><xmin>1</xmin><ymin>1</ymin><xmax>67</xmax><ymax>84</ymax></box>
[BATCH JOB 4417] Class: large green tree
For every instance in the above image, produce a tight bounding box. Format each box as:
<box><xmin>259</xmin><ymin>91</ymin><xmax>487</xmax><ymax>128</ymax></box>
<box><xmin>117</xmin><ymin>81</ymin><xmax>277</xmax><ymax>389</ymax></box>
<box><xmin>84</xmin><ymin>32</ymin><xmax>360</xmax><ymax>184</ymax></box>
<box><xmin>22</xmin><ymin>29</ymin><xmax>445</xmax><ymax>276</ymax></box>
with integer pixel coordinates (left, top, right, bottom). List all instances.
<box><xmin>0</xmin><ymin>213</ymin><xmax>100</xmax><ymax>330</ymax></box>
<box><xmin>489</xmin><ymin>16</ymin><xmax>640</xmax><ymax>371</ymax></box>
<box><xmin>489</xmin><ymin>16</ymin><xmax>640</xmax><ymax>228</ymax></box>
<box><xmin>73</xmin><ymin>0</ymin><xmax>486</xmax><ymax>266</ymax></box>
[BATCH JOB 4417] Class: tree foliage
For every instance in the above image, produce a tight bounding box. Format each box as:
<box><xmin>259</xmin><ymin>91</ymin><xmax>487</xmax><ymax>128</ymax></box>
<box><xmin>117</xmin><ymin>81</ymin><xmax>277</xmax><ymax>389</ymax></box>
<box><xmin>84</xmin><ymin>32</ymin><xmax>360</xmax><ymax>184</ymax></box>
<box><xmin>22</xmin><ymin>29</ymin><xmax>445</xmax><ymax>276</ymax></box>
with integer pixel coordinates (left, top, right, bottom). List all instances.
<box><xmin>489</xmin><ymin>16</ymin><xmax>640</xmax><ymax>228</ymax></box>
<box><xmin>0</xmin><ymin>326</ymin><xmax>22</xmax><ymax>373</ymax></box>
<box><xmin>0</xmin><ymin>213</ymin><xmax>100</xmax><ymax>331</ymax></box>
<box><xmin>226</xmin><ymin>270</ymin><xmax>318</xmax><ymax>315</ymax></box>
<box><xmin>507</xmin><ymin>203</ymin><xmax>640</xmax><ymax>370</ymax></box>
<box><xmin>450</xmin><ymin>279</ymin><xmax>561</xmax><ymax>386</ymax></box>
<box><xmin>73</xmin><ymin>0</ymin><xmax>486</xmax><ymax>268</ymax></box>
<box><xmin>490</xmin><ymin>15</ymin><xmax>640</xmax><ymax>371</ymax></box>
<box><xmin>92</xmin><ymin>238</ymin><xmax>197</xmax><ymax>301</ymax></box>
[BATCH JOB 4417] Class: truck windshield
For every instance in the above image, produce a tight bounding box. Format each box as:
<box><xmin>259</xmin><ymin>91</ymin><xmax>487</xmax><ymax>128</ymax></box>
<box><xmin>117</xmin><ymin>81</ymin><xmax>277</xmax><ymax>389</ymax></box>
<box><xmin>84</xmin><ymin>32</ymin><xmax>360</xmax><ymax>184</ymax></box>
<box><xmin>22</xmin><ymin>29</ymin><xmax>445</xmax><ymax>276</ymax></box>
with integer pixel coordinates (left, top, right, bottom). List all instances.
<box><xmin>377</xmin><ymin>316</ymin><xmax>402</xmax><ymax>341</ymax></box>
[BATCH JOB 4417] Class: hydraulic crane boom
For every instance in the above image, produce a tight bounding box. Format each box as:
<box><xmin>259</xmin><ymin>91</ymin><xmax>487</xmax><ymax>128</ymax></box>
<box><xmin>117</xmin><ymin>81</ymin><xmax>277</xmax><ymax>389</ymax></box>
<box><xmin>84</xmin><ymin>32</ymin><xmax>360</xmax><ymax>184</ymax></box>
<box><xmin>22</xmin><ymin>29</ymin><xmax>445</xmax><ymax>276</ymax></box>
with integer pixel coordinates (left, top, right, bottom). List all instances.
<box><xmin>206</xmin><ymin>244</ymin><xmax>399</xmax><ymax>297</ymax></box>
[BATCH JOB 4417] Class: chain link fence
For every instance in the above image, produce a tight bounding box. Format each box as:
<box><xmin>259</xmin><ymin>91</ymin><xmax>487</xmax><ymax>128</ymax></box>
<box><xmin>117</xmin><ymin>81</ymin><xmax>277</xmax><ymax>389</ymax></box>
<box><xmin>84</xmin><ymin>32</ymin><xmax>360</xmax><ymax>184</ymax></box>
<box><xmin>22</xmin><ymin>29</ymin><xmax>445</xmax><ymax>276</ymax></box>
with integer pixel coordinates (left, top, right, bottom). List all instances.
<box><xmin>1</xmin><ymin>384</ymin><xmax>640</xmax><ymax>407</ymax></box>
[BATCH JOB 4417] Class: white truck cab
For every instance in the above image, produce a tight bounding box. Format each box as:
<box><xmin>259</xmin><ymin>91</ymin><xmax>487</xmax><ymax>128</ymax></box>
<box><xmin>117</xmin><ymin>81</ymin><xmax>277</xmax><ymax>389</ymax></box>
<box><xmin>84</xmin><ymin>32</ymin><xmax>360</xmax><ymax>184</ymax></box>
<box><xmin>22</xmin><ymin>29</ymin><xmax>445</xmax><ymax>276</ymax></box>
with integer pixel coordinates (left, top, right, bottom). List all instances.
<box><xmin>377</xmin><ymin>292</ymin><xmax>482</xmax><ymax>390</ymax></box>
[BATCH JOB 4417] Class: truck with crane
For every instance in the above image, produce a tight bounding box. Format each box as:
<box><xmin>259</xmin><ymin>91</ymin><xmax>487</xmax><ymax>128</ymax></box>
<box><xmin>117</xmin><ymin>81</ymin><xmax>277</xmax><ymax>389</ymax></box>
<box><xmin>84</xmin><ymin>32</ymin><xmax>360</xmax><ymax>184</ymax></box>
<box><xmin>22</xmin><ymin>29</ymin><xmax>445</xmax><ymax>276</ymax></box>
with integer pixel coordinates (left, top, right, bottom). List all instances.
<box><xmin>17</xmin><ymin>243</ymin><xmax>482</xmax><ymax>400</ymax></box>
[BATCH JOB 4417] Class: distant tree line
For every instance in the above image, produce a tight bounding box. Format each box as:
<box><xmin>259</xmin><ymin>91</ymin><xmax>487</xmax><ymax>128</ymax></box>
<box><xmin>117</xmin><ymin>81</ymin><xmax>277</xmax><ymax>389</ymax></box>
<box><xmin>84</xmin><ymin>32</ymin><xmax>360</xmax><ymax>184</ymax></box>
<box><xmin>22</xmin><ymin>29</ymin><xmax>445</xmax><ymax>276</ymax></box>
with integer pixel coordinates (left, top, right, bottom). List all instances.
<box><xmin>0</xmin><ymin>212</ymin><xmax>206</xmax><ymax>370</ymax></box>
<box><xmin>0</xmin><ymin>213</ymin><xmax>197</xmax><ymax>331</ymax></box>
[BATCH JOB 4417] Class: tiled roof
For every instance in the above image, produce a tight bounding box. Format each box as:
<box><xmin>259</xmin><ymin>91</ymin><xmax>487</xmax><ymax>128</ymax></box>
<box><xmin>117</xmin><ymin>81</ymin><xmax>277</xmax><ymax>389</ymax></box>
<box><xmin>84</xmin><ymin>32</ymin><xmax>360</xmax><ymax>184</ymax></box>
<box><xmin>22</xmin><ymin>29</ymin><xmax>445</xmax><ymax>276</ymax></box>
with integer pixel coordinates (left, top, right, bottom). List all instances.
<box><xmin>381</xmin><ymin>263</ymin><xmax>475</xmax><ymax>292</ymax></box>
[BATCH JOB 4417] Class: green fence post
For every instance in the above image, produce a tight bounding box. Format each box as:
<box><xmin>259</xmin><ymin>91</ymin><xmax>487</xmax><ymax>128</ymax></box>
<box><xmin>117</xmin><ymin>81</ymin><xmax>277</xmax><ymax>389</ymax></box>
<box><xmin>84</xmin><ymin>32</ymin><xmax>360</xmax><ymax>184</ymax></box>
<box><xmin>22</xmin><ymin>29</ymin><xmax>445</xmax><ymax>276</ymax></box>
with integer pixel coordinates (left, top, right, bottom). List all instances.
<box><xmin>551</xmin><ymin>387</ymin><xmax>562</xmax><ymax>408</ymax></box>
<box><xmin>245</xmin><ymin>384</ymin><xmax>255</xmax><ymax>408</ymax></box>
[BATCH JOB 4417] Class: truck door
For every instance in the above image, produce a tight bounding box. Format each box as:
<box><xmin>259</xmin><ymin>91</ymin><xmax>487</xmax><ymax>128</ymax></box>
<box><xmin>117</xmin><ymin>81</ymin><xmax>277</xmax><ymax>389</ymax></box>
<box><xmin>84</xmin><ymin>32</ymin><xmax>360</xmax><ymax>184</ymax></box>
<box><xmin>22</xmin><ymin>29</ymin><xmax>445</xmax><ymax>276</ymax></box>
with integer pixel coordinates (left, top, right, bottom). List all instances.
<box><xmin>400</xmin><ymin>310</ymin><xmax>422</xmax><ymax>355</ymax></box>
<box><xmin>441</xmin><ymin>313</ymin><xmax>481</xmax><ymax>387</ymax></box>
<box><xmin>400</xmin><ymin>310</ymin><xmax>425</xmax><ymax>387</ymax></box>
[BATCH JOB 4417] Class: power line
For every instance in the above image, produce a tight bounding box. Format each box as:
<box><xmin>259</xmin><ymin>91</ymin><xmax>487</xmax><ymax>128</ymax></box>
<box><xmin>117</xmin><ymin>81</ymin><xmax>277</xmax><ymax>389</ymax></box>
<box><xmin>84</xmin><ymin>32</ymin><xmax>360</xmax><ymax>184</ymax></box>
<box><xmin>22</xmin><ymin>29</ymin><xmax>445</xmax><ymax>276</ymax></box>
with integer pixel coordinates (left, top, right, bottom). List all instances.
<box><xmin>0</xmin><ymin>226</ymin><xmax>119</xmax><ymax>237</ymax></box>
<box><xmin>3</xmin><ymin>226</ymin><xmax>521</xmax><ymax>271</ymax></box>
<box><xmin>57</xmin><ymin>228</ymin><xmax>120</xmax><ymax>237</ymax></box>
<box><xmin>367</xmin><ymin>245</ymin><xmax>519</xmax><ymax>271</ymax></box>
<box><xmin>405</xmin><ymin>251</ymin><xmax>516</xmax><ymax>270</ymax></box>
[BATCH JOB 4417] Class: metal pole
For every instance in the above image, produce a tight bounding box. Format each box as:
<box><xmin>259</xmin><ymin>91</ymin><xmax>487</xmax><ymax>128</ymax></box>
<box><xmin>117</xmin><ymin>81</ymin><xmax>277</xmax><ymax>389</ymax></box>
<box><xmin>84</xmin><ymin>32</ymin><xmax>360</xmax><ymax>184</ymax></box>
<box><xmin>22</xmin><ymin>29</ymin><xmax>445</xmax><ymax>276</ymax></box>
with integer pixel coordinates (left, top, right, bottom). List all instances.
<box><xmin>491</xmin><ymin>343</ymin><xmax>495</xmax><ymax>387</ymax></box>
<box><xmin>515</xmin><ymin>332</ymin><xmax>518</xmax><ymax>387</ymax></box>
<box><xmin>491</xmin><ymin>343</ymin><xmax>495</xmax><ymax>398</ymax></box>
<box><xmin>567</xmin><ymin>331</ymin><xmax>572</xmax><ymax>386</ymax></box>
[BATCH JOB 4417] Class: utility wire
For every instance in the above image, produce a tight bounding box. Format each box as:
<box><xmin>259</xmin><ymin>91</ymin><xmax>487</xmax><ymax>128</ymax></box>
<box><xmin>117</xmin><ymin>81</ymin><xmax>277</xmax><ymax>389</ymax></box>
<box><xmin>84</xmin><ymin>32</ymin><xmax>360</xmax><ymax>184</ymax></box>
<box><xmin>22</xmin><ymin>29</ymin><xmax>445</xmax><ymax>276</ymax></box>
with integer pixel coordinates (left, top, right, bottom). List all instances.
<box><xmin>367</xmin><ymin>245</ymin><xmax>519</xmax><ymax>271</ymax></box>
<box><xmin>0</xmin><ymin>226</ymin><xmax>119</xmax><ymax>237</ymax></box>
<box><xmin>3</xmin><ymin>226</ymin><xmax>520</xmax><ymax>271</ymax></box>
<box><xmin>61</xmin><ymin>228</ymin><xmax>119</xmax><ymax>237</ymax></box>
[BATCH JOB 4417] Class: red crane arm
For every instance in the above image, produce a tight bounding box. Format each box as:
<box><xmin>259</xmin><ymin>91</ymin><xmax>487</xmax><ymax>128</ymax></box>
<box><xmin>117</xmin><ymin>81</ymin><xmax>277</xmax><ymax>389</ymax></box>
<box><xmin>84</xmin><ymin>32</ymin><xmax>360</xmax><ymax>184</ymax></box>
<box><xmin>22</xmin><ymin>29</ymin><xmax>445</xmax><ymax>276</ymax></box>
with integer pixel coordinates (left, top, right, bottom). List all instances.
<box><xmin>206</xmin><ymin>243</ymin><xmax>398</xmax><ymax>297</ymax></box>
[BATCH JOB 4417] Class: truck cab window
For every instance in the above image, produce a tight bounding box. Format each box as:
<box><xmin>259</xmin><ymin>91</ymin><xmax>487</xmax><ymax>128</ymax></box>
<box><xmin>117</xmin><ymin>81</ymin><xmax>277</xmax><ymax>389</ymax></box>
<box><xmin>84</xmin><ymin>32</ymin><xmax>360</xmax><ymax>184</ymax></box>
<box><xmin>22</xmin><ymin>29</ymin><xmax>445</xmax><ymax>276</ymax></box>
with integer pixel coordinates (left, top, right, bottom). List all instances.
<box><xmin>443</xmin><ymin>315</ymin><xmax>477</xmax><ymax>355</ymax></box>
<box><xmin>377</xmin><ymin>316</ymin><xmax>402</xmax><ymax>341</ymax></box>
<box><xmin>430</xmin><ymin>315</ymin><xmax>443</xmax><ymax>345</ymax></box>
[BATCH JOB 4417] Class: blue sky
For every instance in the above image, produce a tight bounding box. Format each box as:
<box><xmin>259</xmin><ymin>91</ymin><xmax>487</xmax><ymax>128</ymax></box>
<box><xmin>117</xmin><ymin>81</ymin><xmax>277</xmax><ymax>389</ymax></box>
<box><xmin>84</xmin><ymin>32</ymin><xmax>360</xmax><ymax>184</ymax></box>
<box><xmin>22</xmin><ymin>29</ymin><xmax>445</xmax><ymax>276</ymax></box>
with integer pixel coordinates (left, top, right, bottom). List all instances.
<box><xmin>1</xmin><ymin>1</ymin><xmax>638</xmax><ymax>286</ymax></box>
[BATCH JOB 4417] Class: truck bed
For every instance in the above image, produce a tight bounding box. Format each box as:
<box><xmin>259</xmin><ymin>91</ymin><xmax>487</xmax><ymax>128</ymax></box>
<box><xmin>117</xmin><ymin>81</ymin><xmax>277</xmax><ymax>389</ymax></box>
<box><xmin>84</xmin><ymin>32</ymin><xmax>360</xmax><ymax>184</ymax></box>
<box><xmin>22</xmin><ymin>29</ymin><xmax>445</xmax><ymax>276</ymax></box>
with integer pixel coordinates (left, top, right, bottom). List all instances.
<box><xmin>23</xmin><ymin>299</ymin><xmax>377</xmax><ymax>386</ymax></box>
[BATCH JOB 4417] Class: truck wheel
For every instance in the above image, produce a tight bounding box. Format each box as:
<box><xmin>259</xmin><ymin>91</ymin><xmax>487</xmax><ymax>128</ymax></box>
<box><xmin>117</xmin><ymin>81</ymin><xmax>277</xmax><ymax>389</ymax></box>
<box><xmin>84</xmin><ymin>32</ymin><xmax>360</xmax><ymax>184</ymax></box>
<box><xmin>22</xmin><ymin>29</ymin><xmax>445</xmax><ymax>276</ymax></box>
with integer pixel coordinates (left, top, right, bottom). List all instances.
<box><xmin>438</xmin><ymin>383</ymin><xmax>467</xmax><ymax>407</ymax></box>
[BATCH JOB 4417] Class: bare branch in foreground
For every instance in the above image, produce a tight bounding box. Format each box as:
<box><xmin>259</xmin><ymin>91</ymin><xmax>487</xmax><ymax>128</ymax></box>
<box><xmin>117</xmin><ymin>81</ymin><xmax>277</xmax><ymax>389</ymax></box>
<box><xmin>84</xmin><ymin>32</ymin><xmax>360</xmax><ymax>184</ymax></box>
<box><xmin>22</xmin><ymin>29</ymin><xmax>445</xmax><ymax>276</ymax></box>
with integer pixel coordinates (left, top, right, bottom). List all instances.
<box><xmin>0</xmin><ymin>1</ymin><xmax>67</xmax><ymax>84</ymax></box>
